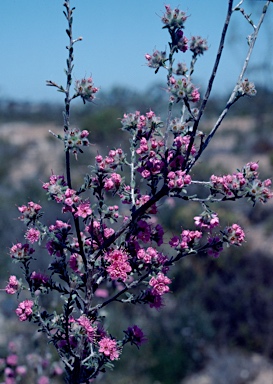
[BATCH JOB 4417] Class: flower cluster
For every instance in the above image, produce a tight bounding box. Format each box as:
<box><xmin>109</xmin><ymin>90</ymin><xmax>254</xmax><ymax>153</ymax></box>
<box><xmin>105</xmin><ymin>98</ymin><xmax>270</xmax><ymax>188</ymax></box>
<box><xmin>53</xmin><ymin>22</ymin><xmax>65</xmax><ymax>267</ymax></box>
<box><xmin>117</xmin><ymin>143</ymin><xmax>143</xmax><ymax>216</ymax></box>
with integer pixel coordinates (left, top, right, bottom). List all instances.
<box><xmin>30</xmin><ymin>271</ymin><xmax>50</xmax><ymax>291</ymax></box>
<box><xmin>131</xmin><ymin>219</ymin><xmax>164</xmax><ymax>247</ymax></box>
<box><xmin>190</xmin><ymin>36</ymin><xmax>208</xmax><ymax>56</ymax></box>
<box><xmin>194</xmin><ymin>211</ymin><xmax>219</xmax><ymax>229</ymax></box>
<box><xmin>170</xmin><ymin>229</ymin><xmax>203</xmax><ymax>251</ymax></box>
<box><xmin>121</xmin><ymin>110</ymin><xmax>163</xmax><ymax>135</ymax></box>
<box><xmin>95</xmin><ymin>148</ymin><xmax>125</xmax><ymax>171</ymax></box>
<box><xmin>98</xmin><ymin>337</ymin><xmax>120</xmax><ymax>361</ymax></box>
<box><xmin>10</xmin><ymin>243</ymin><xmax>34</xmax><ymax>261</ymax></box>
<box><xmin>175</xmin><ymin>62</ymin><xmax>188</xmax><ymax>76</ymax></box>
<box><xmin>167</xmin><ymin>170</ymin><xmax>192</xmax><ymax>189</ymax></box>
<box><xmin>45</xmin><ymin>219</ymin><xmax>71</xmax><ymax>257</ymax></box>
<box><xmin>74</xmin><ymin>315</ymin><xmax>96</xmax><ymax>342</ymax></box>
<box><xmin>74</xmin><ymin>77</ymin><xmax>99</xmax><ymax>103</ymax></box>
<box><xmin>25</xmin><ymin>227</ymin><xmax>40</xmax><ymax>243</ymax></box>
<box><xmin>223</xmin><ymin>224</ymin><xmax>245</xmax><ymax>246</ymax></box>
<box><xmin>18</xmin><ymin>201</ymin><xmax>42</xmax><ymax>224</ymax></box>
<box><xmin>136</xmin><ymin>138</ymin><xmax>165</xmax><ymax>179</ymax></box>
<box><xmin>104</xmin><ymin>172</ymin><xmax>122</xmax><ymax>191</ymax></box>
<box><xmin>169</xmin><ymin>76</ymin><xmax>200</xmax><ymax>103</ymax></box>
<box><xmin>210</xmin><ymin>162</ymin><xmax>273</xmax><ymax>203</ymax></box>
<box><xmin>137</xmin><ymin>247</ymin><xmax>159</xmax><ymax>264</ymax></box>
<box><xmin>161</xmin><ymin>5</ymin><xmax>188</xmax><ymax>29</ymax></box>
<box><xmin>42</xmin><ymin>175</ymin><xmax>67</xmax><ymax>202</ymax></box>
<box><xmin>5</xmin><ymin>276</ymin><xmax>20</xmax><ymax>295</ymax></box>
<box><xmin>15</xmin><ymin>300</ymin><xmax>34</xmax><ymax>322</ymax></box>
<box><xmin>43</xmin><ymin>176</ymin><xmax>94</xmax><ymax>219</ymax></box>
<box><xmin>64</xmin><ymin>127</ymin><xmax>90</xmax><ymax>156</ymax></box>
<box><xmin>145</xmin><ymin>50</ymin><xmax>166</xmax><ymax>70</ymax></box>
<box><xmin>149</xmin><ymin>272</ymin><xmax>171</xmax><ymax>296</ymax></box>
<box><xmin>237</xmin><ymin>78</ymin><xmax>257</xmax><ymax>97</ymax></box>
<box><xmin>105</xmin><ymin>249</ymin><xmax>132</xmax><ymax>282</ymax></box>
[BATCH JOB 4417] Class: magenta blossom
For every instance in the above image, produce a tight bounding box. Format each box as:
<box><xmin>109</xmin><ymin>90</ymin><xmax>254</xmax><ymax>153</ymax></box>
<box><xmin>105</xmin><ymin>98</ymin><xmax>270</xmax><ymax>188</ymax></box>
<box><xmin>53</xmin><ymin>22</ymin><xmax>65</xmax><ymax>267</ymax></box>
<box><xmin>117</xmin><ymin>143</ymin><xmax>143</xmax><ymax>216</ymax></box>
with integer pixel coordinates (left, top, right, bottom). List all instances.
<box><xmin>74</xmin><ymin>202</ymin><xmax>92</xmax><ymax>218</ymax></box>
<box><xmin>15</xmin><ymin>300</ymin><xmax>34</xmax><ymax>321</ymax></box>
<box><xmin>149</xmin><ymin>272</ymin><xmax>171</xmax><ymax>296</ymax></box>
<box><xmin>25</xmin><ymin>228</ymin><xmax>40</xmax><ymax>243</ymax></box>
<box><xmin>10</xmin><ymin>243</ymin><xmax>35</xmax><ymax>260</ymax></box>
<box><xmin>105</xmin><ymin>249</ymin><xmax>132</xmax><ymax>282</ymax></box>
<box><xmin>223</xmin><ymin>224</ymin><xmax>245</xmax><ymax>246</ymax></box>
<box><xmin>5</xmin><ymin>276</ymin><xmax>20</xmax><ymax>295</ymax></box>
<box><xmin>76</xmin><ymin>315</ymin><xmax>96</xmax><ymax>342</ymax></box>
<box><xmin>98</xmin><ymin>337</ymin><xmax>120</xmax><ymax>361</ymax></box>
<box><xmin>194</xmin><ymin>211</ymin><xmax>219</xmax><ymax>229</ymax></box>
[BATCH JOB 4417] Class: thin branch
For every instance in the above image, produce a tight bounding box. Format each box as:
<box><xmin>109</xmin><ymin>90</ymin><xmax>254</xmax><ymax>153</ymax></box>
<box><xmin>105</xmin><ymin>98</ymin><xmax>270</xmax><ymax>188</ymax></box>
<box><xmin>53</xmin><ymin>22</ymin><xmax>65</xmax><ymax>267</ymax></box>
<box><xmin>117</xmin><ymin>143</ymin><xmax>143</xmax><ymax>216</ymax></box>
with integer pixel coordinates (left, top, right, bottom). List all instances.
<box><xmin>186</xmin><ymin>0</ymin><xmax>271</xmax><ymax>172</ymax></box>
<box><xmin>183</xmin><ymin>0</ymin><xmax>234</xmax><ymax>171</ymax></box>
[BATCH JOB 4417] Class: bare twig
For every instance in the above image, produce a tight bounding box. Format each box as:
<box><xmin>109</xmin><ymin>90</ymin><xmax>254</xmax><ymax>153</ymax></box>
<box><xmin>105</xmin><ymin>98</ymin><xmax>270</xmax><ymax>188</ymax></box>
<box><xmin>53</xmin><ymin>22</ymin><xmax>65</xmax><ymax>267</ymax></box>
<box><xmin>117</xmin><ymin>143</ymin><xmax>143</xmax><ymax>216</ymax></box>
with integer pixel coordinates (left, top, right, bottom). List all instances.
<box><xmin>184</xmin><ymin>0</ymin><xmax>234</xmax><ymax>171</ymax></box>
<box><xmin>186</xmin><ymin>0</ymin><xmax>271</xmax><ymax>172</ymax></box>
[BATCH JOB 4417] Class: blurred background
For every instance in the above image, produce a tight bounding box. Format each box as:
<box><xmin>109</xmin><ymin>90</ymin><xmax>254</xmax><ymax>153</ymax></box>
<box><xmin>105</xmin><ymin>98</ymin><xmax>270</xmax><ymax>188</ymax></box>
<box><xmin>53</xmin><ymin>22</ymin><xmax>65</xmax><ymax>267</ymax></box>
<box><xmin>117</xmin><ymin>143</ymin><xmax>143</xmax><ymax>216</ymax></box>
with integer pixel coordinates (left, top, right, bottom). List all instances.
<box><xmin>0</xmin><ymin>1</ymin><xmax>273</xmax><ymax>383</ymax></box>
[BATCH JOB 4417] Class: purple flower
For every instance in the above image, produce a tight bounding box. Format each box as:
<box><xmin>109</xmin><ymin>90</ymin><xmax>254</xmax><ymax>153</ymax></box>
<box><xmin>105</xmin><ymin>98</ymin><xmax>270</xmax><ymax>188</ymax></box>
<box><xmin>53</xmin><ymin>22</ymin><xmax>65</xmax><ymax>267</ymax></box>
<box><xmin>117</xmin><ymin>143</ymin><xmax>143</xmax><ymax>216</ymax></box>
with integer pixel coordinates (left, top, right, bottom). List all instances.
<box><xmin>125</xmin><ymin>325</ymin><xmax>147</xmax><ymax>348</ymax></box>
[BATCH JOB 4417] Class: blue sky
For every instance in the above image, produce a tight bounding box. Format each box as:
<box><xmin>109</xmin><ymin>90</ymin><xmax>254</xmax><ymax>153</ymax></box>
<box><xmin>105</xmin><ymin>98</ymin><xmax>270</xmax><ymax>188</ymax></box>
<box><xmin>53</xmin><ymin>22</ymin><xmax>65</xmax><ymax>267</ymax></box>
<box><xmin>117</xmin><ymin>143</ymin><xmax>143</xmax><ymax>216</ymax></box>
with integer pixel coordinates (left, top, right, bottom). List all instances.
<box><xmin>0</xmin><ymin>0</ymin><xmax>272</xmax><ymax>102</ymax></box>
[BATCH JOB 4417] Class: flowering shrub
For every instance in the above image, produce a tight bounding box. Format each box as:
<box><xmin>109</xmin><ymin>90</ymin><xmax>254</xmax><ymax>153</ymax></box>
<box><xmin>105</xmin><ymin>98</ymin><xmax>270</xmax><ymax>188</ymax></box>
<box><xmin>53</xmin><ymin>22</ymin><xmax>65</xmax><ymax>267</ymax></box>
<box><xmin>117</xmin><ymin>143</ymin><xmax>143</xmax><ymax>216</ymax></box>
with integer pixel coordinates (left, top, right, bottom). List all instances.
<box><xmin>3</xmin><ymin>1</ymin><xmax>272</xmax><ymax>383</ymax></box>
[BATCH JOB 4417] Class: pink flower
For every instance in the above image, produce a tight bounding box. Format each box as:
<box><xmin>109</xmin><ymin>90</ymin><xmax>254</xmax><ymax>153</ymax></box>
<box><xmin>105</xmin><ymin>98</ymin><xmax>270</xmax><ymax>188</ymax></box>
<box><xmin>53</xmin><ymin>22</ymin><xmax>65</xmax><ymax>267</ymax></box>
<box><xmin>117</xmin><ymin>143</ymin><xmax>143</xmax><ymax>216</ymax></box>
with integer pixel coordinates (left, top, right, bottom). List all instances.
<box><xmin>18</xmin><ymin>201</ymin><xmax>42</xmax><ymax>222</ymax></box>
<box><xmin>167</xmin><ymin>170</ymin><xmax>191</xmax><ymax>189</ymax></box>
<box><xmin>98</xmin><ymin>337</ymin><xmax>120</xmax><ymax>360</ymax></box>
<box><xmin>25</xmin><ymin>228</ymin><xmax>40</xmax><ymax>243</ymax></box>
<box><xmin>135</xmin><ymin>195</ymin><xmax>157</xmax><ymax>214</ymax></box>
<box><xmin>137</xmin><ymin>247</ymin><xmax>158</xmax><ymax>264</ymax></box>
<box><xmin>6</xmin><ymin>355</ymin><xmax>18</xmax><ymax>366</ymax></box>
<box><xmin>10</xmin><ymin>243</ymin><xmax>35</xmax><ymax>260</ymax></box>
<box><xmin>95</xmin><ymin>288</ymin><xmax>109</xmax><ymax>298</ymax></box>
<box><xmin>223</xmin><ymin>224</ymin><xmax>245</xmax><ymax>246</ymax></box>
<box><xmin>190</xmin><ymin>36</ymin><xmax>208</xmax><ymax>56</ymax></box>
<box><xmin>75</xmin><ymin>77</ymin><xmax>99</xmax><ymax>103</ymax></box>
<box><xmin>194</xmin><ymin>212</ymin><xmax>219</xmax><ymax>229</ymax></box>
<box><xmin>74</xmin><ymin>202</ymin><xmax>92</xmax><ymax>218</ymax></box>
<box><xmin>161</xmin><ymin>5</ymin><xmax>188</xmax><ymax>29</ymax></box>
<box><xmin>4</xmin><ymin>367</ymin><xmax>15</xmax><ymax>381</ymax></box>
<box><xmin>149</xmin><ymin>272</ymin><xmax>171</xmax><ymax>296</ymax></box>
<box><xmin>104</xmin><ymin>173</ymin><xmax>122</xmax><ymax>191</ymax></box>
<box><xmin>76</xmin><ymin>315</ymin><xmax>95</xmax><ymax>342</ymax></box>
<box><xmin>105</xmin><ymin>249</ymin><xmax>132</xmax><ymax>282</ymax></box>
<box><xmin>145</xmin><ymin>49</ymin><xmax>166</xmax><ymax>69</ymax></box>
<box><xmin>170</xmin><ymin>230</ymin><xmax>202</xmax><ymax>250</ymax></box>
<box><xmin>37</xmin><ymin>376</ymin><xmax>50</xmax><ymax>384</ymax></box>
<box><xmin>104</xmin><ymin>227</ymin><xmax>115</xmax><ymax>238</ymax></box>
<box><xmin>191</xmin><ymin>88</ymin><xmax>200</xmax><ymax>102</ymax></box>
<box><xmin>5</xmin><ymin>276</ymin><xmax>20</xmax><ymax>295</ymax></box>
<box><xmin>15</xmin><ymin>365</ymin><xmax>27</xmax><ymax>376</ymax></box>
<box><xmin>80</xmin><ymin>130</ymin><xmax>89</xmax><ymax>138</ymax></box>
<box><xmin>141</xmin><ymin>169</ymin><xmax>151</xmax><ymax>178</ymax></box>
<box><xmin>15</xmin><ymin>300</ymin><xmax>34</xmax><ymax>321</ymax></box>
